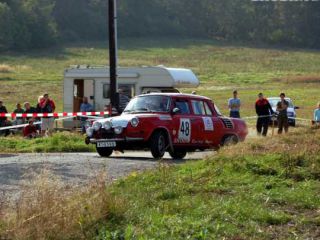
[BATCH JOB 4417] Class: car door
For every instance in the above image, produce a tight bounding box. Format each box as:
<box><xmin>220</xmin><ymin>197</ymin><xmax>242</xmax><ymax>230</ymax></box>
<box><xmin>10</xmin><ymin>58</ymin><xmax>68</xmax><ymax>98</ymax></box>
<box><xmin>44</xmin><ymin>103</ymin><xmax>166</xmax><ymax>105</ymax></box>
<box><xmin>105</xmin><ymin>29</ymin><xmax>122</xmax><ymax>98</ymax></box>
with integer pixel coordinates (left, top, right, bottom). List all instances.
<box><xmin>208</xmin><ymin>101</ymin><xmax>227</xmax><ymax>146</ymax></box>
<box><xmin>171</xmin><ymin>98</ymin><xmax>201</xmax><ymax>147</ymax></box>
<box><xmin>190</xmin><ymin>99</ymin><xmax>214</xmax><ymax>147</ymax></box>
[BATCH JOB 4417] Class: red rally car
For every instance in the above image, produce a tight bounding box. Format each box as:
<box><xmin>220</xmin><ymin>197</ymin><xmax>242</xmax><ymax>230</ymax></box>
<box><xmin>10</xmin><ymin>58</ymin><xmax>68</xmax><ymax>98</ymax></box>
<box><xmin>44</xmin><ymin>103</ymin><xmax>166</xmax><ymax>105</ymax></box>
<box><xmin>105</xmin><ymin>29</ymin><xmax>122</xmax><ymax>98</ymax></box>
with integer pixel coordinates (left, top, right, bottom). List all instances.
<box><xmin>85</xmin><ymin>93</ymin><xmax>248</xmax><ymax>159</ymax></box>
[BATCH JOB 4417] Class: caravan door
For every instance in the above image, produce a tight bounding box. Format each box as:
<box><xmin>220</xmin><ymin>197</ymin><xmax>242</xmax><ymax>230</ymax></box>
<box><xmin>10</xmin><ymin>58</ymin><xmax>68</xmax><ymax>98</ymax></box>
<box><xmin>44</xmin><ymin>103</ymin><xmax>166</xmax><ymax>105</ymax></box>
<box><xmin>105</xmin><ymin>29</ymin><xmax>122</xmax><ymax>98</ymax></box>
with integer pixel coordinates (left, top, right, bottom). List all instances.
<box><xmin>73</xmin><ymin>79</ymin><xmax>95</xmax><ymax>112</ymax></box>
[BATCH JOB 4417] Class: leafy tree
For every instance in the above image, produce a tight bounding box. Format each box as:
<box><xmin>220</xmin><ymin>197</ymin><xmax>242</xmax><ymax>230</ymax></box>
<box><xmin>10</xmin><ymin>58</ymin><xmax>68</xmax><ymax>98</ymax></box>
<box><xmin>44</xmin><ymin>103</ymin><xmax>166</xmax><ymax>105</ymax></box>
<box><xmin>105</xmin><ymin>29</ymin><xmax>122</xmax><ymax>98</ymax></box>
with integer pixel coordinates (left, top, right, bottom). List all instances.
<box><xmin>0</xmin><ymin>2</ymin><xmax>13</xmax><ymax>50</ymax></box>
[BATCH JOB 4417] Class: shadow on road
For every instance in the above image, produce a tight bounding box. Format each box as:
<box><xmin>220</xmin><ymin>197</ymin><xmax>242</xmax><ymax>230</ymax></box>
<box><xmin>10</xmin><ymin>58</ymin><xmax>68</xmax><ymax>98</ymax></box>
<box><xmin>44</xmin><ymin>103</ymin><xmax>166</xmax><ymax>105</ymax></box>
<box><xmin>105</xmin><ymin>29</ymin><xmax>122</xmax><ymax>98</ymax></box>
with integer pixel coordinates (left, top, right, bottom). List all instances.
<box><xmin>0</xmin><ymin>154</ymin><xmax>18</xmax><ymax>158</ymax></box>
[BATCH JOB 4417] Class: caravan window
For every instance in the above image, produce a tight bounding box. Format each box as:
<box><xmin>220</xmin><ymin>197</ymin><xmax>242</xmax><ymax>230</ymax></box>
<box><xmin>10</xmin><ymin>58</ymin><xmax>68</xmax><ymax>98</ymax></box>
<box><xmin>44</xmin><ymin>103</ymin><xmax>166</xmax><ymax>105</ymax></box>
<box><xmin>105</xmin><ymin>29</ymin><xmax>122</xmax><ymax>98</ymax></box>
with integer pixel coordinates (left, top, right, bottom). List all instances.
<box><xmin>103</xmin><ymin>84</ymin><xmax>110</xmax><ymax>99</ymax></box>
<box><xmin>119</xmin><ymin>84</ymin><xmax>135</xmax><ymax>98</ymax></box>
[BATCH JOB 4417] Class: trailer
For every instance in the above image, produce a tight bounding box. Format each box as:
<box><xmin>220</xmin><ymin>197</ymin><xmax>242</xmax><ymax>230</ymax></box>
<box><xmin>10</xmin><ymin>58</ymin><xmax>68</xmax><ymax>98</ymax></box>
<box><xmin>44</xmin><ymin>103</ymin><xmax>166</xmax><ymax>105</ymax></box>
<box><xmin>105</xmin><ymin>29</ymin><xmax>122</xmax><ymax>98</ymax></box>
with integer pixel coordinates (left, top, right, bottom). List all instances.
<box><xmin>63</xmin><ymin>66</ymin><xmax>199</xmax><ymax>128</ymax></box>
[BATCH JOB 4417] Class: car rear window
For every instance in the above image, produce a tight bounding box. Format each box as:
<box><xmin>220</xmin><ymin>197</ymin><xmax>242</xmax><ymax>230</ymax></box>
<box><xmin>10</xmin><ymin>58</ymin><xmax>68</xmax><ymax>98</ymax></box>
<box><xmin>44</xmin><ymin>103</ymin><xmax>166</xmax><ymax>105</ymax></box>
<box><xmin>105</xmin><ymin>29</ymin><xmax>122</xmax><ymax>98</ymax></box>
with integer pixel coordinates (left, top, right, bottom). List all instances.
<box><xmin>191</xmin><ymin>100</ymin><xmax>206</xmax><ymax>115</ymax></box>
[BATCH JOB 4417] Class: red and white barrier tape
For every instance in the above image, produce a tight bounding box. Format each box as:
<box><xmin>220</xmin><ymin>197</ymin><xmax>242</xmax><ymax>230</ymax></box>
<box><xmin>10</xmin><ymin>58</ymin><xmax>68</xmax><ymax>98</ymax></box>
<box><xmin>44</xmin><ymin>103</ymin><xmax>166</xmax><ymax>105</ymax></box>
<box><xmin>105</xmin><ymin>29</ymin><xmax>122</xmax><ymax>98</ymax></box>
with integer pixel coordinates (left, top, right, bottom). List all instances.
<box><xmin>242</xmin><ymin>115</ymin><xmax>313</xmax><ymax>122</ymax></box>
<box><xmin>0</xmin><ymin>111</ymin><xmax>110</xmax><ymax>118</ymax></box>
<box><xmin>0</xmin><ymin>116</ymin><xmax>75</xmax><ymax>131</ymax></box>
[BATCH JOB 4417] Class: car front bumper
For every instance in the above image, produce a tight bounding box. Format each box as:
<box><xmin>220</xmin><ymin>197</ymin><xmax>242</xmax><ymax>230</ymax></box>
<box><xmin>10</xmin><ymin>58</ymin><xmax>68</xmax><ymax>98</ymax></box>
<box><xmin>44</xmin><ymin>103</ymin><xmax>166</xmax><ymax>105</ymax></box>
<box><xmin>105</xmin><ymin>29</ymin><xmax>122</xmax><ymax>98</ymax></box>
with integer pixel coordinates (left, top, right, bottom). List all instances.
<box><xmin>86</xmin><ymin>137</ymin><xmax>144</xmax><ymax>145</ymax></box>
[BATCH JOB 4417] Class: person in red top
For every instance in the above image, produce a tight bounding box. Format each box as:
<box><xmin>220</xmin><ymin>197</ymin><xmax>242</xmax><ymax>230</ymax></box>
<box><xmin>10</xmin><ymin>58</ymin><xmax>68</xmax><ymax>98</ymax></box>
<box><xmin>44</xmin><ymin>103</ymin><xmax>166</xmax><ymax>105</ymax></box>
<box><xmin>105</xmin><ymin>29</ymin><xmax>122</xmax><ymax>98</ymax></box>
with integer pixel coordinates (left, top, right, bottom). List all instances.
<box><xmin>39</xmin><ymin>93</ymin><xmax>56</xmax><ymax>136</ymax></box>
<box><xmin>255</xmin><ymin>93</ymin><xmax>274</xmax><ymax>136</ymax></box>
<box><xmin>23</xmin><ymin>119</ymin><xmax>38</xmax><ymax>139</ymax></box>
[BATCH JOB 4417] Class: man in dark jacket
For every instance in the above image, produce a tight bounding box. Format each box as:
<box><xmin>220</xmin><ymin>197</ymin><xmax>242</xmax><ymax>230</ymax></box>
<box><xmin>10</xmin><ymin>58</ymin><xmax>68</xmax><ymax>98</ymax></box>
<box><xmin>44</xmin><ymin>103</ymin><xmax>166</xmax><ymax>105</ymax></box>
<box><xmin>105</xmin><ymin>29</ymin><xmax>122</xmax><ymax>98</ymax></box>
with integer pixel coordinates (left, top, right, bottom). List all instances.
<box><xmin>0</xmin><ymin>100</ymin><xmax>7</xmax><ymax>124</ymax></box>
<box><xmin>0</xmin><ymin>100</ymin><xmax>10</xmax><ymax>136</ymax></box>
<box><xmin>255</xmin><ymin>93</ymin><xmax>274</xmax><ymax>136</ymax></box>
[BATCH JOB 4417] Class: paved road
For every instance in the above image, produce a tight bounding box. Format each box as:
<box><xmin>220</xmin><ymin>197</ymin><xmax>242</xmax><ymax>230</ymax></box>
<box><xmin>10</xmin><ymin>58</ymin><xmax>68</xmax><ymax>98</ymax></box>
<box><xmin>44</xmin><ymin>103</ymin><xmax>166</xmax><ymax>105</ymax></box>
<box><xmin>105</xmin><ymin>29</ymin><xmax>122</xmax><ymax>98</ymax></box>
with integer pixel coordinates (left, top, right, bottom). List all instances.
<box><xmin>0</xmin><ymin>151</ymin><xmax>211</xmax><ymax>200</ymax></box>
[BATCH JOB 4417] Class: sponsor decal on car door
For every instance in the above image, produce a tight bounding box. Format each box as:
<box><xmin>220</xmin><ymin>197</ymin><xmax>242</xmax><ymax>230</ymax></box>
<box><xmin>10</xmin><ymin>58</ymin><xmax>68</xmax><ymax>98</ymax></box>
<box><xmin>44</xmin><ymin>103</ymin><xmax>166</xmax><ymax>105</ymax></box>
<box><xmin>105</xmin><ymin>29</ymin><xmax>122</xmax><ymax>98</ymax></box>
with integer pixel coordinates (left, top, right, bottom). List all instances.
<box><xmin>202</xmin><ymin>117</ymin><xmax>214</xmax><ymax>131</ymax></box>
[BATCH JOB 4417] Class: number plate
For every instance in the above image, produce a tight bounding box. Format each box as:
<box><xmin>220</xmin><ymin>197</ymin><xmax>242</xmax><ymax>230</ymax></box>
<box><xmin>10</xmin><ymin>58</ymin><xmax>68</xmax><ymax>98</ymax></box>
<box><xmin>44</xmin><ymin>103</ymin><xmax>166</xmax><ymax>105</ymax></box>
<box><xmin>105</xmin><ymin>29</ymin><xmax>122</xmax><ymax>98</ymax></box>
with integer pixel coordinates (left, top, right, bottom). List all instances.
<box><xmin>97</xmin><ymin>141</ymin><xmax>116</xmax><ymax>148</ymax></box>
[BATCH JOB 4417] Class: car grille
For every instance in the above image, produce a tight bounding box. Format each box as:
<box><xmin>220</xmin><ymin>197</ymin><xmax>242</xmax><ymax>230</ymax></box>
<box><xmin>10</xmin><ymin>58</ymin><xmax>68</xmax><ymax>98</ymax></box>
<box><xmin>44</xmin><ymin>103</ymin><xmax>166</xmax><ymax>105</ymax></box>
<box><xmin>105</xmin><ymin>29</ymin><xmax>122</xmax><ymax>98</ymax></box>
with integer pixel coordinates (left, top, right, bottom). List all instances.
<box><xmin>100</xmin><ymin>129</ymin><xmax>117</xmax><ymax>139</ymax></box>
<box><xmin>221</xmin><ymin>118</ymin><xmax>234</xmax><ymax>129</ymax></box>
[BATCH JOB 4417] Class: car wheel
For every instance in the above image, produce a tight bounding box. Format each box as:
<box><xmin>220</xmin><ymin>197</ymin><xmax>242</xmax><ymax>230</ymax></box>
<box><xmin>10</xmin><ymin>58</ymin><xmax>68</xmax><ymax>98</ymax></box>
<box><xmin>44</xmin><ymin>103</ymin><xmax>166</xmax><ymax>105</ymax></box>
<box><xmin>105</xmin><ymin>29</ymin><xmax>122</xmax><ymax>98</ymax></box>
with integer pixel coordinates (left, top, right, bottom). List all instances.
<box><xmin>291</xmin><ymin>120</ymin><xmax>296</xmax><ymax>127</ymax></box>
<box><xmin>150</xmin><ymin>131</ymin><xmax>167</xmax><ymax>159</ymax></box>
<box><xmin>96</xmin><ymin>146</ymin><xmax>113</xmax><ymax>157</ymax></box>
<box><xmin>221</xmin><ymin>135</ymin><xmax>239</xmax><ymax>146</ymax></box>
<box><xmin>169</xmin><ymin>149</ymin><xmax>187</xmax><ymax>160</ymax></box>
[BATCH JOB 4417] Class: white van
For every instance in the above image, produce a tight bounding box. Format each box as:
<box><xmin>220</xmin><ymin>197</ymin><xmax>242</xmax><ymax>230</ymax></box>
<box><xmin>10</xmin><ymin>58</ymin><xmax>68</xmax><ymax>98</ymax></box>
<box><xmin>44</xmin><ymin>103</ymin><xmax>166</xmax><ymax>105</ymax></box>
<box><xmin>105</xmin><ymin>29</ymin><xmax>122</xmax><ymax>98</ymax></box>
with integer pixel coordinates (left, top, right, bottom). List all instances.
<box><xmin>63</xmin><ymin>66</ymin><xmax>199</xmax><ymax>128</ymax></box>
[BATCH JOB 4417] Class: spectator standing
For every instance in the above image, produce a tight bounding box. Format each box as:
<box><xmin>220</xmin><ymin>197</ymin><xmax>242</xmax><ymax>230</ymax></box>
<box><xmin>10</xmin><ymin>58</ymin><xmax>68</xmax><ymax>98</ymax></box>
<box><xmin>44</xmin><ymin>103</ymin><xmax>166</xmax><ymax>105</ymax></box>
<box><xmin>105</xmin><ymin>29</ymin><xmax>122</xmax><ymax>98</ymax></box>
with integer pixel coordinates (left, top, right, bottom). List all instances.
<box><xmin>118</xmin><ymin>88</ymin><xmax>130</xmax><ymax>113</ymax></box>
<box><xmin>0</xmin><ymin>100</ymin><xmax>8</xmax><ymax>126</ymax></box>
<box><xmin>13</xmin><ymin>103</ymin><xmax>25</xmax><ymax>126</ymax></box>
<box><xmin>255</xmin><ymin>93</ymin><xmax>274</xmax><ymax>136</ymax></box>
<box><xmin>80</xmin><ymin>97</ymin><xmax>93</xmax><ymax>133</ymax></box>
<box><xmin>23</xmin><ymin>119</ymin><xmax>38</xmax><ymax>139</ymax></box>
<box><xmin>24</xmin><ymin>101</ymin><xmax>40</xmax><ymax>130</ymax></box>
<box><xmin>39</xmin><ymin>93</ymin><xmax>56</xmax><ymax>136</ymax></box>
<box><xmin>228</xmin><ymin>90</ymin><xmax>241</xmax><ymax>118</ymax></box>
<box><xmin>24</xmin><ymin>102</ymin><xmax>37</xmax><ymax>120</ymax></box>
<box><xmin>277</xmin><ymin>93</ymin><xmax>289</xmax><ymax>134</ymax></box>
<box><xmin>0</xmin><ymin>100</ymin><xmax>10</xmax><ymax>136</ymax></box>
<box><xmin>313</xmin><ymin>102</ymin><xmax>320</xmax><ymax>125</ymax></box>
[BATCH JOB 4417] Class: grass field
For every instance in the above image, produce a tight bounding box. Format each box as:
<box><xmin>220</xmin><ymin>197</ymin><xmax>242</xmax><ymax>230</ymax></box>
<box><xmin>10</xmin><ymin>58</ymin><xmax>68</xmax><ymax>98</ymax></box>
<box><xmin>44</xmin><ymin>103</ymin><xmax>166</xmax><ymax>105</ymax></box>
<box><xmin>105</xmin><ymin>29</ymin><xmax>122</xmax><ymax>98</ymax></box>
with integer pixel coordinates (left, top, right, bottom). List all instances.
<box><xmin>0</xmin><ymin>39</ymin><xmax>320</xmax><ymax>238</ymax></box>
<box><xmin>99</xmin><ymin>127</ymin><xmax>320</xmax><ymax>239</ymax></box>
<box><xmin>0</xmin><ymin>132</ymin><xmax>94</xmax><ymax>153</ymax></box>
<box><xmin>1</xmin><ymin>127</ymin><xmax>319</xmax><ymax>239</ymax></box>
<box><xmin>1</xmin><ymin>38</ymin><xmax>320</xmax><ymax>150</ymax></box>
<box><xmin>1</xmin><ymin>38</ymin><xmax>320</xmax><ymax>119</ymax></box>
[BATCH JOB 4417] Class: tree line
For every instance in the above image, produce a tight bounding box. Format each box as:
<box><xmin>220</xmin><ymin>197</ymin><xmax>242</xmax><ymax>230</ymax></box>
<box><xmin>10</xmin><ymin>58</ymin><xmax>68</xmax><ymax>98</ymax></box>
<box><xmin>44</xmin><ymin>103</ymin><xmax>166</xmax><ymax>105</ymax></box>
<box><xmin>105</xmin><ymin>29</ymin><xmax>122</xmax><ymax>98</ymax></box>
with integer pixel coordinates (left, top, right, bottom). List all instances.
<box><xmin>1</xmin><ymin>0</ymin><xmax>320</xmax><ymax>51</ymax></box>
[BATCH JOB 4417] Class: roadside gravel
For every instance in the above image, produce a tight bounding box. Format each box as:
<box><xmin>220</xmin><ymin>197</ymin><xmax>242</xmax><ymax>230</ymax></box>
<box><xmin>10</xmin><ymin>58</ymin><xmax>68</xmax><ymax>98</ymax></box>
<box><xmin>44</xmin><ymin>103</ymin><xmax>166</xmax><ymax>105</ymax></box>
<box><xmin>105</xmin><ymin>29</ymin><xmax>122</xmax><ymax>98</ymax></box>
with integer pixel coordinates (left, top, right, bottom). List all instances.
<box><xmin>0</xmin><ymin>151</ymin><xmax>210</xmax><ymax>200</ymax></box>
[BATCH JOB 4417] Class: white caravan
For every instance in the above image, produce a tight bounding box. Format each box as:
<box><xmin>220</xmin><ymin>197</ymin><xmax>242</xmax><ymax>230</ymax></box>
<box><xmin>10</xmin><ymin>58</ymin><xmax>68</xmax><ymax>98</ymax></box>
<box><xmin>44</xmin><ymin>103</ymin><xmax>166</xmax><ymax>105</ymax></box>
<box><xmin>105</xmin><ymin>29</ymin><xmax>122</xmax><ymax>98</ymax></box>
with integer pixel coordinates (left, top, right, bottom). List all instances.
<box><xmin>63</xmin><ymin>66</ymin><xmax>199</xmax><ymax>128</ymax></box>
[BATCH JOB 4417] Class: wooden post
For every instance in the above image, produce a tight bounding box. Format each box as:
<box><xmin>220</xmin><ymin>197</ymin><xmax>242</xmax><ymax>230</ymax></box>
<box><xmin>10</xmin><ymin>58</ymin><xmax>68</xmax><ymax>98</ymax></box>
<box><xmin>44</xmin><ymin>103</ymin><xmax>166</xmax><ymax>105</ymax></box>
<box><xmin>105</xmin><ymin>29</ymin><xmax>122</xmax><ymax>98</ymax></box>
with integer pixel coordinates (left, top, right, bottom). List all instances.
<box><xmin>108</xmin><ymin>0</ymin><xmax>118</xmax><ymax>111</ymax></box>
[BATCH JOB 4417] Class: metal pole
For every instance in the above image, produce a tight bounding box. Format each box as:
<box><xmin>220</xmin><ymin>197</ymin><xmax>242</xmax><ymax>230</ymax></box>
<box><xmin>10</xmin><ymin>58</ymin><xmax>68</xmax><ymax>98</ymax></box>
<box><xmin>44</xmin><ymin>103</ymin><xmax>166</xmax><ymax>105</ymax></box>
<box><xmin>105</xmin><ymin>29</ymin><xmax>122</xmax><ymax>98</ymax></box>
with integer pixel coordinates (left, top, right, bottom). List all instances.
<box><xmin>108</xmin><ymin>0</ymin><xmax>118</xmax><ymax>110</ymax></box>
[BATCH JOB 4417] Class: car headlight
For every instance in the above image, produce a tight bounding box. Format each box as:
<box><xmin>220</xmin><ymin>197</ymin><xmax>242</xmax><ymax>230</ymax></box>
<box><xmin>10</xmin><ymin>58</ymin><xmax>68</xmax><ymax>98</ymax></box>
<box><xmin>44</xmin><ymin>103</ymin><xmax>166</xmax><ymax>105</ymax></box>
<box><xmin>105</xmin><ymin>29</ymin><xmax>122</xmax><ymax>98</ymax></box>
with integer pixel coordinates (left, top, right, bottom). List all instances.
<box><xmin>130</xmin><ymin>117</ymin><xmax>139</xmax><ymax>128</ymax></box>
<box><xmin>93</xmin><ymin>122</ymin><xmax>102</xmax><ymax>131</ymax></box>
<box><xmin>103</xmin><ymin>121</ymin><xmax>112</xmax><ymax>130</ymax></box>
<box><xmin>114</xmin><ymin>126</ymin><xmax>123</xmax><ymax>135</ymax></box>
<box><xmin>86</xmin><ymin>127</ymin><xmax>94</xmax><ymax>137</ymax></box>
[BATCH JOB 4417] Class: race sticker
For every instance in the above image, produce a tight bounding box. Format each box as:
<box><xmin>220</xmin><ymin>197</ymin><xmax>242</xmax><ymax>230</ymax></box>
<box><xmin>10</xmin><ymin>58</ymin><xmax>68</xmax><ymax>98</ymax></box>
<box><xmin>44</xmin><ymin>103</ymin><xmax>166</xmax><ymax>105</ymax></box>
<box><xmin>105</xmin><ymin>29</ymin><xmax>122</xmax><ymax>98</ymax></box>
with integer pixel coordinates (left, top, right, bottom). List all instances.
<box><xmin>203</xmin><ymin>117</ymin><xmax>214</xmax><ymax>131</ymax></box>
<box><xmin>178</xmin><ymin>118</ymin><xmax>191</xmax><ymax>143</ymax></box>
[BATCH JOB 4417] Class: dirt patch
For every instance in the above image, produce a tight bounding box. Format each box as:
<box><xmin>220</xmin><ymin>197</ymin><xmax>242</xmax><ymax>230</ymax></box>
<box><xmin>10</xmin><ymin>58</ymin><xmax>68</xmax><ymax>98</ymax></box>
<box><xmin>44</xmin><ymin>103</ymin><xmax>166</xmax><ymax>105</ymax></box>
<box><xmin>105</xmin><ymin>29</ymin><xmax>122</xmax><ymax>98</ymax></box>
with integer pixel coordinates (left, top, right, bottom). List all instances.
<box><xmin>0</xmin><ymin>64</ymin><xmax>14</xmax><ymax>73</ymax></box>
<box><xmin>273</xmin><ymin>75</ymin><xmax>320</xmax><ymax>83</ymax></box>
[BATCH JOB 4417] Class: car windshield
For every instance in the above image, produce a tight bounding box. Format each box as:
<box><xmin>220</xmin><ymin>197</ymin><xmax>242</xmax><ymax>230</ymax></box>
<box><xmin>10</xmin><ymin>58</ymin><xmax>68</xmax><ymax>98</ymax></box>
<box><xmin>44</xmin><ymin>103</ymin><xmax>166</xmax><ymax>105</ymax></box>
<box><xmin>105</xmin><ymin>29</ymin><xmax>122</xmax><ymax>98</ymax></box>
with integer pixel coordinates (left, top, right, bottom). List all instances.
<box><xmin>268</xmin><ymin>99</ymin><xmax>294</xmax><ymax>108</ymax></box>
<box><xmin>123</xmin><ymin>95</ymin><xmax>171</xmax><ymax>113</ymax></box>
<box><xmin>213</xmin><ymin>103</ymin><xmax>222</xmax><ymax>116</ymax></box>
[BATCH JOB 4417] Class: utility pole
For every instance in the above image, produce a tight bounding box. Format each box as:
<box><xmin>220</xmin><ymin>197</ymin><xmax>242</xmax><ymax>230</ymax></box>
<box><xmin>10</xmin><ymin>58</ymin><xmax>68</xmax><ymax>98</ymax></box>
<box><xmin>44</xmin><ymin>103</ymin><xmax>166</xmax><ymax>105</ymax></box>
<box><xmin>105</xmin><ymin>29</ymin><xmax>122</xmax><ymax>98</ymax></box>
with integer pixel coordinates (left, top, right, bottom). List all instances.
<box><xmin>108</xmin><ymin>0</ymin><xmax>118</xmax><ymax>110</ymax></box>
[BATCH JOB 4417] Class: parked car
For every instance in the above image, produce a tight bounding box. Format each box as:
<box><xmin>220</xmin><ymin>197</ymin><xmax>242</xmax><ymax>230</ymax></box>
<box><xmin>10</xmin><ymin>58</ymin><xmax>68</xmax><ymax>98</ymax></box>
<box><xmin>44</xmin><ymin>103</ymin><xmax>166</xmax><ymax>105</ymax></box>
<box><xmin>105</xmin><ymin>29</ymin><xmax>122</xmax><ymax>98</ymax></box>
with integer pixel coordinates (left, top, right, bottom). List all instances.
<box><xmin>85</xmin><ymin>93</ymin><xmax>248</xmax><ymax>159</ymax></box>
<box><xmin>267</xmin><ymin>97</ymin><xmax>299</xmax><ymax>126</ymax></box>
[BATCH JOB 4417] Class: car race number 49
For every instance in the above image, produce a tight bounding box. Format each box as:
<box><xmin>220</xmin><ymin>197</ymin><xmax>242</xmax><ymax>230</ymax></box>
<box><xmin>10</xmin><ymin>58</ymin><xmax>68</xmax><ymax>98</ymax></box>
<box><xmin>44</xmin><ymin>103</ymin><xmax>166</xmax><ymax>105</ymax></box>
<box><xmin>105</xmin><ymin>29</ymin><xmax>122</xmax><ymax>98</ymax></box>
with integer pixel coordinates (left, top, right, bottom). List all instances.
<box><xmin>178</xmin><ymin>118</ymin><xmax>191</xmax><ymax>143</ymax></box>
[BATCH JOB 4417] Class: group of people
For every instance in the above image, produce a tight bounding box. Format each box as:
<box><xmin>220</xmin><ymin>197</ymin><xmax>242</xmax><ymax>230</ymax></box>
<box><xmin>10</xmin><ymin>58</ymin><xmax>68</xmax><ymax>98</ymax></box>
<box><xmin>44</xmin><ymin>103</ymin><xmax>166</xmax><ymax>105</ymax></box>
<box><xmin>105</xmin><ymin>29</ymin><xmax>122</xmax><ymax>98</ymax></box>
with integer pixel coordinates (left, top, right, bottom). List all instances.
<box><xmin>228</xmin><ymin>90</ymin><xmax>319</xmax><ymax>137</ymax></box>
<box><xmin>0</xmin><ymin>93</ymin><xmax>56</xmax><ymax>138</ymax></box>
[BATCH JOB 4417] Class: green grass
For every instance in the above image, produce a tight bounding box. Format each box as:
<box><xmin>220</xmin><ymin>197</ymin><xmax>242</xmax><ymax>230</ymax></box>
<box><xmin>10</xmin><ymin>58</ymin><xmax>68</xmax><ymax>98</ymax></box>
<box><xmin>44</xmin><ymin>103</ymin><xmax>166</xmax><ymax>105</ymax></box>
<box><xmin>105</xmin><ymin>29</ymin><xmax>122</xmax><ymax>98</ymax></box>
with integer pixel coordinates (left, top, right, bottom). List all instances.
<box><xmin>1</xmin><ymin>38</ymin><xmax>320</xmax><ymax>115</ymax></box>
<box><xmin>98</xmin><ymin>127</ymin><xmax>320</xmax><ymax>239</ymax></box>
<box><xmin>0</xmin><ymin>132</ymin><xmax>94</xmax><ymax>153</ymax></box>
<box><xmin>1</xmin><ymin>37</ymin><xmax>320</xmax><ymax>152</ymax></box>
<box><xmin>1</xmin><ymin>38</ymin><xmax>320</xmax><ymax>238</ymax></box>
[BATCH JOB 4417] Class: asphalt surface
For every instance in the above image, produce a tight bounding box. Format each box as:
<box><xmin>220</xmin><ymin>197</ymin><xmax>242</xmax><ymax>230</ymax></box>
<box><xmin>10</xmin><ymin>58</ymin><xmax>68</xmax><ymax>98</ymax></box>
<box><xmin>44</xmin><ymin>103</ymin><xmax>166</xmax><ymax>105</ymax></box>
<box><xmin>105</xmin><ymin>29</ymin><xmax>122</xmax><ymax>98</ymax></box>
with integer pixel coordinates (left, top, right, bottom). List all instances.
<box><xmin>0</xmin><ymin>151</ymin><xmax>211</xmax><ymax>200</ymax></box>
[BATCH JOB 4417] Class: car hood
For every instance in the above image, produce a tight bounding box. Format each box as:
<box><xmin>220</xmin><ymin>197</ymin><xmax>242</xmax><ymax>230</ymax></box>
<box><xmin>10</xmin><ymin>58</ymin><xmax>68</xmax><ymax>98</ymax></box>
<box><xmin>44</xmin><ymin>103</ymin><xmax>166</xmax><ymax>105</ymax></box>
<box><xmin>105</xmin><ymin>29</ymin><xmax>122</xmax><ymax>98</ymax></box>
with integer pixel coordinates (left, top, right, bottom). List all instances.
<box><xmin>94</xmin><ymin>113</ymin><xmax>172</xmax><ymax>128</ymax></box>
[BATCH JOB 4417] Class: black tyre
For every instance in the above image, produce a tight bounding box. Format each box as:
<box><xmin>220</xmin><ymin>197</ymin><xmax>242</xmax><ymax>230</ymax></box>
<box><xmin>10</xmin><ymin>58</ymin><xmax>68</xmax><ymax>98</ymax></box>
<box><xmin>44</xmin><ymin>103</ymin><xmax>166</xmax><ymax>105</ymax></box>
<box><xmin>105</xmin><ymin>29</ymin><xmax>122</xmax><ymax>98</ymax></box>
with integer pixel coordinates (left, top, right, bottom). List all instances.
<box><xmin>169</xmin><ymin>149</ymin><xmax>187</xmax><ymax>159</ymax></box>
<box><xmin>96</xmin><ymin>146</ymin><xmax>113</xmax><ymax>157</ymax></box>
<box><xmin>150</xmin><ymin>131</ymin><xmax>167</xmax><ymax>159</ymax></box>
<box><xmin>291</xmin><ymin>120</ymin><xmax>296</xmax><ymax>127</ymax></box>
<box><xmin>221</xmin><ymin>135</ymin><xmax>239</xmax><ymax>146</ymax></box>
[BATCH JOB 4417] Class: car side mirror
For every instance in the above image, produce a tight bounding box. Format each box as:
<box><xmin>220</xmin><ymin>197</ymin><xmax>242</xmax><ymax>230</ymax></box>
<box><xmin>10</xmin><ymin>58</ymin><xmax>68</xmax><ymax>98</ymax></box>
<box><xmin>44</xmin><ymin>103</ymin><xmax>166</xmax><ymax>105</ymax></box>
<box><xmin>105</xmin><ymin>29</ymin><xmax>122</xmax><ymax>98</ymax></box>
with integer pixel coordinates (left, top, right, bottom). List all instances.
<box><xmin>294</xmin><ymin>106</ymin><xmax>300</xmax><ymax>110</ymax></box>
<box><xmin>172</xmin><ymin>108</ymin><xmax>180</xmax><ymax>114</ymax></box>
